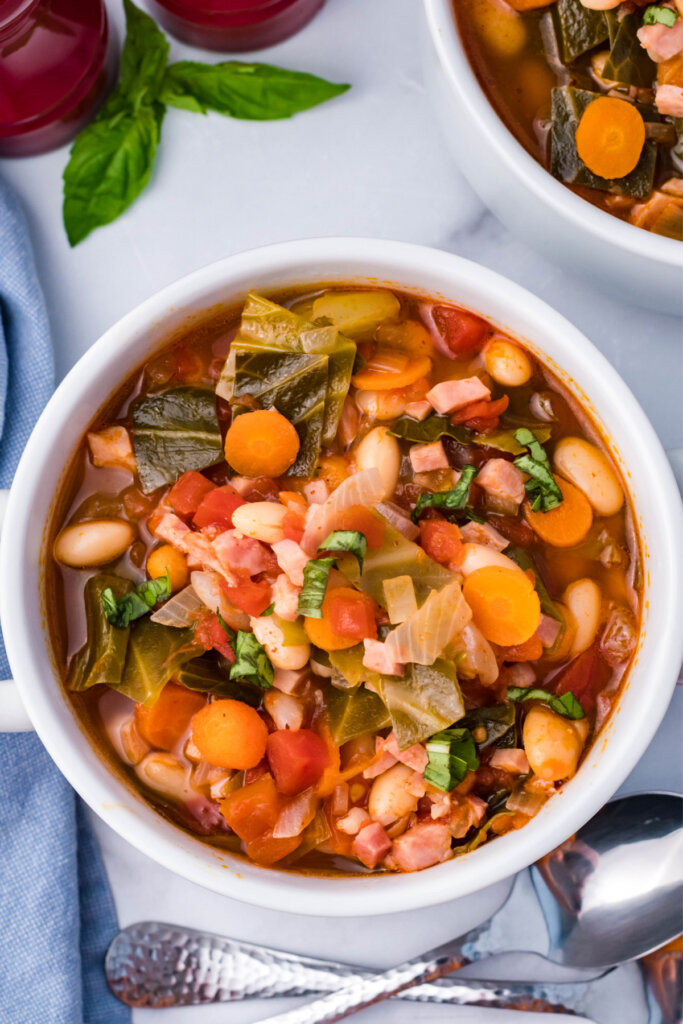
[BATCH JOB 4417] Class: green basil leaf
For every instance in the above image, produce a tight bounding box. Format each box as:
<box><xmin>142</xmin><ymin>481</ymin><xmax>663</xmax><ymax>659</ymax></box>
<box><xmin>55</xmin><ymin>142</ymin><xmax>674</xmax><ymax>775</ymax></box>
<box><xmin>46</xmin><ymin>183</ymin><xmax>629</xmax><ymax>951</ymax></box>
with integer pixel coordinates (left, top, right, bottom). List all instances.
<box><xmin>230</xmin><ymin>630</ymin><xmax>274</xmax><ymax>689</ymax></box>
<box><xmin>319</xmin><ymin>530</ymin><xmax>367</xmax><ymax>572</ymax></box>
<box><xmin>118</xmin><ymin>0</ymin><xmax>170</xmax><ymax>108</ymax></box>
<box><xmin>411</xmin><ymin>465</ymin><xmax>478</xmax><ymax>522</ymax></box>
<box><xmin>507</xmin><ymin>686</ymin><xmax>585</xmax><ymax>720</ymax></box>
<box><xmin>216</xmin><ymin>608</ymin><xmax>235</xmax><ymax>640</ymax></box>
<box><xmin>176</xmin><ymin>654</ymin><xmax>261</xmax><ymax>706</ymax></box>
<box><xmin>513</xmin><ymin>428</ymin><xmax>563</xmax><ymax>512</ymax></box>
<box><xmin>101</xmin><ymin>571</ymin><xmax>171</xmax><ymax>628</ymax></box>
<box><xmin>390</xmin><ymin>415</ymin><xmax>471</xmax><ymax>446</ymax></box>
<box><xmin>260</xmin><ymin>603</ymin><xmax>275</xmax><ymax>617</ymax></box>
<box><xmin>425</xmin><ymin>727</ymin><xmax>479</xmax><ymax>793</ymax></box>
<box><xmin>642</xmin><ymin>4</ymin><xmax>677</xmax><ymax>26</ymax></box>
<box><xmin>160</xmin><ymin>61</ymin><xmax>349</xmax><ymax>119</ymax></box>
<box><xmin>297</xmin><ymin>556</ymin><xmax>336</xmax><ymax>618</ymax></box>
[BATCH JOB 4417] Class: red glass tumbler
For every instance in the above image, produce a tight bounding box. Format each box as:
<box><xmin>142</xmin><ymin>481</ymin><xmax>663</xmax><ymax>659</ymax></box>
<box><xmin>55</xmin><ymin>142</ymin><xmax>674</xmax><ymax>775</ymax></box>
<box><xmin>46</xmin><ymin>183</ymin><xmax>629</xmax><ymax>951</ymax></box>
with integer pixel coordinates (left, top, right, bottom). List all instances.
<box><xmin>147</xmin><ymin>0</ymin><xmax>325</xmax><ymax>52</ymax></box>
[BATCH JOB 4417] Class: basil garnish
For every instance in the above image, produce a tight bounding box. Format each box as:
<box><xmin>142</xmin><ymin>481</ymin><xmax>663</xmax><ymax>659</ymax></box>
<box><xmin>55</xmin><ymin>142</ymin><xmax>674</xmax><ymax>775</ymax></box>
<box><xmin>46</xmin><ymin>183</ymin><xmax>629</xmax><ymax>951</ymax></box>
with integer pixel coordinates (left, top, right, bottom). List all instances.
<box><xmin>229</xmin><ymin>630</ymin><xmax>273</xmax><ymax>690</ymax></box>
<box><xmin>260</xmin><ymin>603</ymin><xmax>275</xmax><ymax>617</ymax></box>
<box><xmin>319</xmin><ymin>530</ymin><xmax>367</xmax><ymax>572</ymax></box>
<box><xmin>216</xmin><ymin>608</ymin><xmax>235</xmax><ymax>640</ymax></box>
<box><xmin>411</xmin><ymin>465</ymin><xmax>479</xmax><ymax>522</ymax></box>
<box><xmin>513</xmin><ymin>428</ymin><xmax>563</xmax><ymax>512</ymax></box>
<box><xmin>642</xmin><ymin>5</ymin><xmax>677</xmax><ymax>26</ymax></box>
<box><xmin>101</xmin><ymin>571</ymin><xmax>171</xmax><ymax>628</ymax></box>
<box><xmin>507</xmin><ymin>686</ymin><xmax>585</xmax><ymax>720</ymax></box>
<box><xmin>425</xmin><ymin>727</ymin><xmax>480</xmax><ymax>793</ymax></box>
<box><xmin>297</xmin><ymin>556</ymin><xmax>337</xmax><ymax>619</ymax></box>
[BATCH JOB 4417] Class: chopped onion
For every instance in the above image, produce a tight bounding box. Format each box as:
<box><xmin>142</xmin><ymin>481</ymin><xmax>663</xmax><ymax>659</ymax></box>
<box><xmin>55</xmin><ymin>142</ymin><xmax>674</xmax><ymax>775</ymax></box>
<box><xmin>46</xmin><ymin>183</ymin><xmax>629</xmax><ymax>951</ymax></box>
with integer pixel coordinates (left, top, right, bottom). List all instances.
<box><xmin>376</xmin><ymin>502</ymin><xmax>419</xmax><ymax>540</ymax></box>
<box><xmin>383</xmin><ymin>575</ymin><xmax>418</xmax><ymax>624</ymax></box>
<box><xmin>301</xmin><ymin>468</ymin><xmax>385</xmax><ymax>553</ymax></box>
<box><xmin>506</xmin><ymin>780</ymin><xmax>550</xmax><ymax>817</ymax></box>
<box><xmin>264</xmin><ymin>690</ymin><xmax>304</xmax><ymax>731</ymax></box>
<box><xmin>457</xmin><ymin>623</ymin><xmax>499</xmax><ymax>686</ymax></box>
<box><xmin>366</xmin><ymin>348</ymin><xmax>409</xmax><ymax>374</ymax></box>
<box><xmin>529</xmin><ymin>392</ymin><xmax>555</xmax><ymax>423</ymax></box>
<box><xmin>273</xmin><ymin>788</ymin><xmax>318</xmax><ymax>839</ymax></box>
<box><xmin>385</xmin><ymin>581</ymin><xmax>471</xmax><ymax>665</ymax></box>
<box><xmin>150</xmin><ymin>584</ymin><xmax>203</xmax><ymax>627</ymax></box>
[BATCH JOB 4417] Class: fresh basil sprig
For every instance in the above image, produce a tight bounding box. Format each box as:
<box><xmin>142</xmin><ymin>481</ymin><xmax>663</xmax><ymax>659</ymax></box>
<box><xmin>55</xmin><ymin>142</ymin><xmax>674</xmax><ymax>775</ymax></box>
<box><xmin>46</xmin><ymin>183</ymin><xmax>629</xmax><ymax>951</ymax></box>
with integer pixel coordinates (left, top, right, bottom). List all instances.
<box><xmin>63</xmin><ymin>0</ymin><xmax>350</xmax><ymax>245</ymax></box>
<box><xmin>411</xmin><ymin>465</ymin><xmax>478</xmax><ymax>522</ymax></box>
<box><xmin>101</xmin><ymin>571</ymin><xmax>171</xmax><ymax>628</ymax></box>
<box><xmin>230</xmin><ymin>630</ymin><xmax>273</xmax><ymax>689</ymax></box>
<box><xmin>424</xmin><ymin>727</ymin><xmax>480</xmax><ymax>793</ymax></box>
<box><xmin>507</xmin><ymin>686</ymin><xmax>585</xmax><ymax>720</ymax></box>
<box><xmin>319</xmin><ymin>530</ymin><xmax>367</xmax><ymax>572</ymax></box>
<box><xmin>297</xmin><ymin>556</ymin><xmax>337</xmax><ymax>619</ymax></box>
<box><xmin>642</xmin><ymin>4</ymin><xmax>677</xmax><ymax>26</ymax></box>
<box><xmin>513</xmin><ymin>428</ymin><xmax>563</xmax><ymax>512</ymax></box>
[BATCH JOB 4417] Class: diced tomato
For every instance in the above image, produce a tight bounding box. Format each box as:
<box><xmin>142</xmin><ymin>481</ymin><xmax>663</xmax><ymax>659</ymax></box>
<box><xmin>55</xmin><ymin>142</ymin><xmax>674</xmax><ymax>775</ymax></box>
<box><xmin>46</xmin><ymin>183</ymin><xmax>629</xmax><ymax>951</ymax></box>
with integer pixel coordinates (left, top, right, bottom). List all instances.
<box><xmin>283</xmin><ymin>509</ymin><xmax>306</xmax><ymax>544</ymax></box>
<box><xmin>193</xmin><ymin>484</ymin><xmax>246</xmax><ymax>530</ymax></box>
<box><xmin>195</xmin><ymin>611</ymin><xmax>235</xmax><ymax>662</ymax></box>
<box><xmin>326</xmin><ymin>588</ymin><xmax>378</xmax><ymax>642</ymax></box>
<box><xmin>266</xmin><ymin>729</ymin><xmax>330</xmax><ymax>795</ymax></box>
<box><xmin>134</xmin><ymin>683</ymin><xmax>206</xmax><ymax>751</ymax></box>
<box><xmin>552</xmin><ymin>641</ymin><xmax>611</xmax><ymax>713</ymax></box>
<box><xmin>337</xmin><ymin>505</ymin><xmax>386</xmax><ymax>549</ymax></box>
<box><xmin>167</xmin><ymin>471</ymin><xmax>216</xmax><ymax>517</ymax></box>
<box><xmin>451</xmin><ymin>394</ymin><xmax>509</xmax><ymax>426</ymax></box>
<box><xmin>220</xmin><ymin>774</ymin><xmax>301</xmax><ymax>864</ymax></box>
<box><xmin>433</xmin><ymin>305</ymin><xmax>490</xmax><ymax>357</ymax></box>
<box><xmin>419</xmin><ymin>519</ymin><xmax>464</xmax><ymax>568</ymax></box>
<box><xmin>221</xmin><ymin>578</ymin><xmax>272</xmax><ymax>617</ymax></box>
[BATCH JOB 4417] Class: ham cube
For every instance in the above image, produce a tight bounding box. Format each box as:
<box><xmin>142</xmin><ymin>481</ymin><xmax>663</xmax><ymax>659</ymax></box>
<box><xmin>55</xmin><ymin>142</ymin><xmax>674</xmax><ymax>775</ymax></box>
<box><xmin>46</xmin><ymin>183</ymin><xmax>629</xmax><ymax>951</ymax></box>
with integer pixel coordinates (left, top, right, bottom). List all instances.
<box><xmin>489</xmin><ymin>748</ymin><xmax>530</xmax><ymax>775</ymax></box>
<box><xmin>385</xmin><ymin>822</ymin><xmax>452</xmax><ymax>872</ymax></box>
<box><xmin>409</xmin><ymin>440</ymin><xmax>449</xmax><ymax>473</ymax></box>
<box><xmin>405</xmin><ymin>400</ymin><xmax>432</xmax><ymax>421</ymax></box>
<box><xmin>477</xmin><ymin>458</ymin><xmax>525</xmax><ymax>506</ymax></box>
<box><xmin>272</xmin><ymin>539</ymin><xmax>309</xmax><ymax>587</ymax></box>
<box><xmin>655</xmin><ymin>85</ymin><xmax>683</xmax><ymax>117</ymax></box>
<box><xmin>637</xmin><ymin>19</ymin><xmax>683</xmax><ymax>62</ymax></box>
<box><xmin>449</xmin><ymin>794</ymin><xmax>487</xmax><ymax>839</ymax></box>
<box><xmin>383</xmin><ymin>733</ymin><xmax>429</xmax><ymax>773</ymax></box>
<box><xmin>213</xmin><ymin>529</ymin><xmax>270</xmax><ymax>577</ymax></box>
<box><xmin>337</xmin><ymin>808</ymin><xmax>371</xmax><ymax>835</ymax></box>
<box><xmin>87</xmin><ymin>426</ymin><xmax>136</xmax><ymax>472</ymax></box>
<box><xmin>426</xmin><ymin>376</ymin><xmax>490</xmax><ymax>414</ymax></box>
<box><xmin>460</xmin><ymin>520</ymin><xmax>509</xmax><ymax>551</ymax></box>
<box><xmin>352</xmin><ymin>822</ymin><xmax>392</xmax><ymax>869</ymax></box>
<box><xmin>272</xmin><ymin>573</ymin><xmax>300</xmax><ymax>622</ymax></box>
<box><xmin>363</xmin><ymin>639</ymin><xmax>404</xmax><ymax>676</ymax></box>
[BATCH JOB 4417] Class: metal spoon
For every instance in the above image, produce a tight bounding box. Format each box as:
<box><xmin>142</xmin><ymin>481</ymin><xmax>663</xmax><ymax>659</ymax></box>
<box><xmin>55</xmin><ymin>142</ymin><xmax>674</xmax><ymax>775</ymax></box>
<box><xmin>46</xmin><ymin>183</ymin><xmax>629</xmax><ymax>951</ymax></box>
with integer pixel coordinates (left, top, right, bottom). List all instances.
<box><xmin>107</xmin><ymin>792</ymin><xmax>681</xmax><ymax>1017</ymax></box>
<box><xmin>250</xmin><ymin>792</ymin><xmax>682</xmax><ymax>1024</ymax></box>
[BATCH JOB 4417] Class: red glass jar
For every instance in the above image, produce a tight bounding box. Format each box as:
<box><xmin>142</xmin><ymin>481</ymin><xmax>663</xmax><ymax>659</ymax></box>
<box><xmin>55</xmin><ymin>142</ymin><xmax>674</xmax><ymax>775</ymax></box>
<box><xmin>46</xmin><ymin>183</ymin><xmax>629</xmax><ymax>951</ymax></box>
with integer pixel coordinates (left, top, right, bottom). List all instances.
<box><xmin>0</xmin><ymin>0</ymin><xmax>116</xmax><ymax>157</ymax></box>
<box><xmin>148</xmin><ymin>0</ymin><xmax>325</xmax><ymax>52</ymax></box>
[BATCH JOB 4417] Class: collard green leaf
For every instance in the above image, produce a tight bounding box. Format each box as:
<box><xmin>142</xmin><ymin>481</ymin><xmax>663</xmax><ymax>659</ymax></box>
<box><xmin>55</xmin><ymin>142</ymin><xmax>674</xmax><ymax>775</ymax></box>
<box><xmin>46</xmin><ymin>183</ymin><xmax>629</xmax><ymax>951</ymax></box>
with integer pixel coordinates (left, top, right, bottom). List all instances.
<box><xmin>378</xmin><ymin>659</ymin><xmax>465</xmax><ymax>750</ymax></box>
<box><xmin>473</xmin><ymin>424</ymin><xmax>551</xmax><ymax>455</ymax></box>
<box><xmin>325</xmin><ymin>684</ymin><xmax>391</xmax><ymax>745</ymax></box>
<box><xmin>603</xmin><ymin>12</ymin><xmax>657</xmax><ymax>88</ymax></box>
<box><xmin>68</xmin><ymin>575</ymin><xmax>133</xmax><ymax>691</ymax></box>
<box><xmin>345</xmin><ymin>521</ymin><xmax>455</xmax><ymax>608</ymax></box>
<box><xmin>131</xmin><ymin>386</ymin><xmax>224</xmax><ymax>493</ymax></box>
<box><xmin>552</xmin><ymin>0</ymin><xmax>609</xmax><ymax>63</ymax></box>
<box><xmin>329</xmin><ymin>644</ymin><xmax>381</xmax><ymax>689</ymax></box>
<box><xmin>119</xmin><ymin>618</ymin><xmax>202</xmax><ymax>705</ymax></box>
<box><xmin>550</xmin><ymin>87</ymin><xmax>656</xmax><ymax>198</ymax></box>
<box><xmin>460</xmin><ymin>704</ymin><xmax>517</xmax><ymax>750</ymax></box>
<box><xmin>390</xmin><ymin>415</ymin><xmax>471</xmax><ymax>446</ymax></box>
<box><xmin>176</xmin><ymin>654</ymin><xmax>261</xmax><ymax>706</ymax></box>
<box><xmin>160</xmin><ymin>61</ymin><xmax>349</xmax><ymax>119</ymax></box>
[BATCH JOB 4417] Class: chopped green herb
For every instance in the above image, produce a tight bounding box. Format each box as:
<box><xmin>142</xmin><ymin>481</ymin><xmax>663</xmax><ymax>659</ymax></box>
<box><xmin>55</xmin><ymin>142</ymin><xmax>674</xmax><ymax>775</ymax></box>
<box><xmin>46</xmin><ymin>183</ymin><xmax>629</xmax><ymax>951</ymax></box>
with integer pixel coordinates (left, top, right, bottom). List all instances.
<box><xmin>507</xmin><ymin>686</ymin><xmax>585</xmax><ymax>720</ymax></box>
<box><xmin>297</xmin><ymin>556</ymin><xmax>337</xmax><ymax>618</ymax></box>
<box><xmin>642</xmin><ymin>5</ymin><xmax>677</xmax><ymax>26</ymax></box>
<box><xmin>230</xmin><ymin>630</ymin><xmax>273</xmax><ymax>689</ymax></box>
<box><xmin>513</xmin><ymin>428</ymin><xmax>563</xmax><ymax>512</ymax></box>
<box><xmin>319</xmin><ymin>530</ymin><xmax>367</xmax><ymax>572</ymax></box>
<box><xmin>411</xmin><ymin>465</ymin><xmax>478</xmax><ymax>522</ymax></box>
<box><xmin>424</xmin><ymin>727</ymin><xmax>479</xmax><ymax>793</ymax></box>
<box><xmin>216</xmin><ymin>608</ymin><xmax>235</xmax><ymax>640</ymax></box>
<box><xmin>101</xmin><ymin>572</ymin><xmax>171</xmax><ymax>628</ymax></box>
<box><xmin>260</xmin><ymin>603</ymin><xmax>275</xmax><ymax>617</ymax></box>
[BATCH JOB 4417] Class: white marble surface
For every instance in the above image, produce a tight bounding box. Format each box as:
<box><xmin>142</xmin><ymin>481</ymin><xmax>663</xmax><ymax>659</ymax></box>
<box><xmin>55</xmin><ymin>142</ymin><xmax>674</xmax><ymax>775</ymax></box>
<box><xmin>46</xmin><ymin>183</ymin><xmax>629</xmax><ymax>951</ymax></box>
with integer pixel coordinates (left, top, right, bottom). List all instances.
<box><xmin>1</xmin><ymin>0</ymin><xmax>681</xmax><ymax>1021</ymax></box>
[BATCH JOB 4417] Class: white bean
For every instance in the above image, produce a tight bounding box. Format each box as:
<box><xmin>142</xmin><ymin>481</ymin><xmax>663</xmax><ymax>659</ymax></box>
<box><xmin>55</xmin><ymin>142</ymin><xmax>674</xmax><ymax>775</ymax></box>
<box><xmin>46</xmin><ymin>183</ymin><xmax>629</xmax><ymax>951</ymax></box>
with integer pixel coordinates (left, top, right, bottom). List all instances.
<box><xmin>459</xmin><ymin>543</ymin><xmax>525</xmax><ymax>577</ymax></box>
<box><xmin>54</xmin><ymin>519</ymin><xmax>134</xmax><ymax>567</ymax></box>
<box><xmin>579</xmin><ymin>0</ymin><xmax>620</xmax><ymax>9</ymax></box>
<box><xmin>553</xmin><ymin>437</ymin><xmax>623</xmax><ymax>517</ymax></box>
<box><xmin>354</xmin><ymin>426</ymin><xmax>401</xmax><ymax>501</ymax></box>
<box><xmin>251</xmin><ymin>615</ymin><xmax>311</xmax><ymax>671</ymax></box>
<box><xmin>368</xmin><ymin>763</ymin><xmax>419</xmax><ymax>826</ymax></box>
<box><xmin>484</xmin><ymin>337</ymin><xmax>532</xmax><ymax>387</ymax></box>
<box><xmin>523</xmin><ymin>706</ymin><xmax>587</xmax><ymax>782</ymax></box>
<box><xmin>264</xmin><ymin>690</ymin><xmax>304</xmax><ymax>731</ymax></box>
<box><xmin>231</xmin><ymin>501</ymin><xmax>287</xmax><ymax>544</ymax></box>
<box><xmin>311</xmin><ymin>290</ymin><xmax>400</xmax><ymax>337</ymax></box>
<box><xmin>355</xmin><ymin>389</ymin><xmax>408</xmax><ymax>421</ymax></box>
<box><xmin>135</xmin><ymin>752</ymin><xmax>189</xmax><ymax>800</ymax></box>
<box><xmin>564</xmin><ymin>578</ymin><xmax>602</xmax><ymax>655</ymax></box>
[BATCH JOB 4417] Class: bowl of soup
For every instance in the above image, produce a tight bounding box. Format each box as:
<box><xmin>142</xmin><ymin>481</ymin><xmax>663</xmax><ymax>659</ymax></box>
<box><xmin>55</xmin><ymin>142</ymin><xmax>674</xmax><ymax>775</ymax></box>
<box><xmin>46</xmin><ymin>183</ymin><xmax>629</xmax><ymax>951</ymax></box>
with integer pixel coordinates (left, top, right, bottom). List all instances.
<box><xmin>422</xmin><ymin>0</ymin><xmax>683</xmax><ymax>314</ymax></box>
<box><xmin>1</xmin><ymin>239</ymin><xmax>680</xmax><ymax>915</ymax></box>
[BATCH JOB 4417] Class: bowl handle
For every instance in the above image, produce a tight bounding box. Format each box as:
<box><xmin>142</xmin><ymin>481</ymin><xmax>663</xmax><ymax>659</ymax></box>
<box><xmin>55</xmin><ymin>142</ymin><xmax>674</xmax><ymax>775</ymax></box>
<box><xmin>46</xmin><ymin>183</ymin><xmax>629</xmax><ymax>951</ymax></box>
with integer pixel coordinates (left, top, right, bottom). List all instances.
<box><xmin>0</xmin><ymin>488</ymin><xmax>33</xmax><ymax>731</ymax></box>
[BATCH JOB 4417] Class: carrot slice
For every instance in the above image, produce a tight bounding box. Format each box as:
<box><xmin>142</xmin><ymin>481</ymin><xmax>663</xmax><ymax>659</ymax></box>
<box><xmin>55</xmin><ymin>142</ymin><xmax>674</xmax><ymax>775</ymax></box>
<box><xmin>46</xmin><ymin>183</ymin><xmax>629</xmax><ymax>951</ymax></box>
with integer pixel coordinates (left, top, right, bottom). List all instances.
<box><xmin>352</xmin><ymin>354</ymin><xmax>432</xmax><ymax>391</ymax></box>
<box><xmin>135</xmin><ymin>683</ymin><xmax>206</xmax><ymax>751</ymax></box>
<box><xmin>463</xmin><ymin>566</ymin><xmax>541</xmax><ymax>646</ymax></box>
<box><xmin>192</xmin><ymin>699</ymin><xmax>268</xmax><ymax>769</ymax></box>
<box><xmin>225</xmin><ymin>409</ymin><xmax>300</xmax><ymax>478</ymax></box>
<box><xmin>575</xmin><ymin>97</ymin><xmax>645</xmax><ymax>180</ymax></box>
<box><xmin>524</xmin><ymin>477</ymin><xmax>593</xmax><ymax>548</ymax></box>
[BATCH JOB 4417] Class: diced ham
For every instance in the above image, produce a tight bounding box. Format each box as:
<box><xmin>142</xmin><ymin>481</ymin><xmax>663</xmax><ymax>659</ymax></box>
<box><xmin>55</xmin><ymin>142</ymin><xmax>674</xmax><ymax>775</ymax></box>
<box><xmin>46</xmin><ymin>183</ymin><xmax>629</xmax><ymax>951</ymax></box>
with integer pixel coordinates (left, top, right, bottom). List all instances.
<box><xmin>426</xmin><ymin>376</ymin><xmax>490</xmax><ymax>414</ymax></box>
<box><xmin>409</xmin><ymin>440</ymin><xmax>449</xmax><ymax>473</ymax></box>
<box><xmin>87</xmin><ymin>425</ymin><xmax>136</xmax><ymax>472</ymax></box>
<box><xmin>337</xmin><ymin>807</ymin><xmax>371</xmax><ymax>835</ymax></box>
<box><xmin>363</xmin><ymin>743</ymin><xmax>399</xmax><ymax>779</ymax></box>
<box><xmin>489</xmin><ymin>748</ymin><xmax>530</xmax><ymax>775</ymax></box>
<box><xmin>536</xmin><ymin>614</ymin><xmax>562</xmax><ymax>648</ymax></box>
<box><xmin>477</xmin><ymin>459</ymin><xmax>526</xmax><ymax>506</ymax></box>
<box><xmin>405</xmin><ymin>399</ymin><xmax>432</xmax><ymax>421</ymax></box>
<box><xmin>655</xmin><ymin>84</ymin><xmax>683</xmax><ymax>116</ymax></box>
<box><xmin>362</xmin><ymin>638</ymin><xmax>404</xmax><ymax>676</ymax></box>
<box><xmin>460</xmin><ymin>520</ymin><xmax>509</xmax><ymax>551</ymax></box>
<box><xmin>272</xmin><ymin>573</ymin><xmax>300</xmax><ymax>622</ymax></box>
<box><xmin>272</xmin><ymin>539</ymin><xmax>310</xmax><ymax>587</ymax></box>
<box><xmin>449</xmin><ymin>794</ymin><xmax>487</xmax><ymax>839</ymax></box>
<box><xmin>637</xmin><ymin>18</ymin><xmax>683</xmax><ymax>62</ymax></box>
<box><xmin>405</xmin><ymin>771</ymin><xmax>427</xmax><ymax>799</ymax></box>
<box><xmin>385</xmin><ymin>822</ymin><xmax>453</xmax><ymax>872</ymax></box>
<box><xmin>304</xmin><ymin>480</ymin><xmax>329</xmax><ymax>505</ymax></box>
<box><xmin>213</xmin><ymin>529</ymin><xmax>271</xmax><ymax>577</ymax></box>
<box><xmin>153</xmin><ymin>513</ymin><xmax>232</xmax><ymax>580</ymax></box>
<box><xmin>352</xmin><ymin>822</ymin><xmax>392</xmax><ymax>868</ymax></box>
<box><xmin>505</xmin><ymin>662</ymin><xmax>536</xmax><ymax>687</ymax></box>
<box><xmin>383</xmin><ymin>733</ymin><xmax>429</xmax><ymax>773</ymax></box>
<box><xmin>152</xmin><ymin>511</ymin><xmax>192</xmax><ymax>548</ymax></box>
<box><xmin>272</xmin><ymin>667</ymin><xmax>309</xmax><ymax>694</ymax></box>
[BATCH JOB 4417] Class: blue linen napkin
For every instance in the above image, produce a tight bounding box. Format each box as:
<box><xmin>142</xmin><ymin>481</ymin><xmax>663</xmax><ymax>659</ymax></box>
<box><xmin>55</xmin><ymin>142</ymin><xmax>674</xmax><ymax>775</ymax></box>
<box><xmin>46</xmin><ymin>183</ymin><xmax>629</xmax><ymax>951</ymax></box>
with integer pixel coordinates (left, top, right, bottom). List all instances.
<box><xmin>0</xmin><ymin>179</ymin><xmax>129</xmax><ymax>1024</ymax></box>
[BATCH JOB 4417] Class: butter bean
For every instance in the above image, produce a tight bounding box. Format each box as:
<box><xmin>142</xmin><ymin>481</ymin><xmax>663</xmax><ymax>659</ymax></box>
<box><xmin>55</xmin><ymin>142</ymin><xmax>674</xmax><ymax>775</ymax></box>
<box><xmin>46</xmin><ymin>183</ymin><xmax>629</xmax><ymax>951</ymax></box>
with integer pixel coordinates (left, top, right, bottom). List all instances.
<box><xmin>232</xmin><ymin>501</ymin><xmax>287</xmax><ymax>544</ymax></box>
<box><xmin>553</xmin><ymin>437</ymin><xmax>623</xmax><ymax>517</ymax></box>
<box><xmin>54</xmin><ymin>519</ymin><xmax>134</xmax><ymax>567</ymax></box>
<box><xmin>355</xmin><ymin>426</ymin><xmax>401</xmax><ymax>500</ymax></box>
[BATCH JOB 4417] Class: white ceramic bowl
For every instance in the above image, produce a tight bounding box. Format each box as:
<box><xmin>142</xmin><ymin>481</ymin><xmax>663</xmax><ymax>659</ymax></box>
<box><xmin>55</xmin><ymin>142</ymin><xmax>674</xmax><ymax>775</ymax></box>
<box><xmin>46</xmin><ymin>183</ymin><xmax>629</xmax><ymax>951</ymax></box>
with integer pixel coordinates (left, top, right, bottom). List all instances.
<box><xmin>1</xmin><ymin>238</ymin><xmax>681</xmax><ymax>916</ymax></box>
<box><xmin>422</xmin><ymin>0</ymin><xmax>683</xmax><ymax>316</ymax></box>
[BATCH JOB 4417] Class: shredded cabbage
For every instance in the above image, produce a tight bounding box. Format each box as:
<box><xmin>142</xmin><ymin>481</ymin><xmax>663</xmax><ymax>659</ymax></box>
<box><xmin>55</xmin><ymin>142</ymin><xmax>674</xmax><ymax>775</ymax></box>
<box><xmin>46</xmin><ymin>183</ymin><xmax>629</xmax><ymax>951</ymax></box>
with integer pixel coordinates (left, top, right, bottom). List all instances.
<box><xmin>384</xmin><ymin>581</ymin><xmax>471</xmax><ymax>666</ymax></box>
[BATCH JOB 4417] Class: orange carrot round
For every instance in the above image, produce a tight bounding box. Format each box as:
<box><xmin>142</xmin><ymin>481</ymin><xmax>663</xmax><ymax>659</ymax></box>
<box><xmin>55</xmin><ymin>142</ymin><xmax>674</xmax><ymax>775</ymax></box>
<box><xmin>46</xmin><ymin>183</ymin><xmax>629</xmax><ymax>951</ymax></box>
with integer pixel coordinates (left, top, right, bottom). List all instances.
<box><xmin>304</xmin><ymin>614</ymin><xmax>358</xmax><ymax>652</ymax></box>
<box><xmin>191</xmin><ymin>699</ymin><xmax>268</xmax><ymax>769</ymax></box>
<box><xmin>352</xmin><ymin>354</ymin><xmax>432</xmax><ymax>391</ymax></box>
<box><xmin>135</xmin><ymin>683</ymin><xmax>206</xmax><ymax>751</ymax></box>
<box><xmin>463</xmin><ymin>566</ymin><xmax>541</xmax><ymax>646</ymax></box>
<box><xmin>524</xmin><ymin>476</ymin><xmax>593</xmax><ymax>547</ymax></box>
<box><xmin>575</xmin><ymin>97</ymin><xmax>645</xmax><ymax>180</ymax></box>
<box><xmin>225</xmin><ymin>409</ymin><xmax>300</xmax><ymax>478</ymax></box>
<box><xmin>146</xmin><ymin>544</ymin><xmax>189</xmax><ymax>593</ymax></box>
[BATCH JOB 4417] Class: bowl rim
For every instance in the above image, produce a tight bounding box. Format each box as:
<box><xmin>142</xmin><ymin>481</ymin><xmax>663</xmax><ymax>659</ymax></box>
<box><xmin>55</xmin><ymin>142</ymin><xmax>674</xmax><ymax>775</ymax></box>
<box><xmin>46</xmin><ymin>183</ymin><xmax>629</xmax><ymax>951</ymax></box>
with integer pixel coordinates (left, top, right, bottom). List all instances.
<box><xmin>2</xmin><ymin>237</ymin><xmax>681</xmax><ymax>916</ymax></box>
<box><xmin>423</xmin><ymin>0</ymin><xmax>683</xmax><ymax>269</ymax></box>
